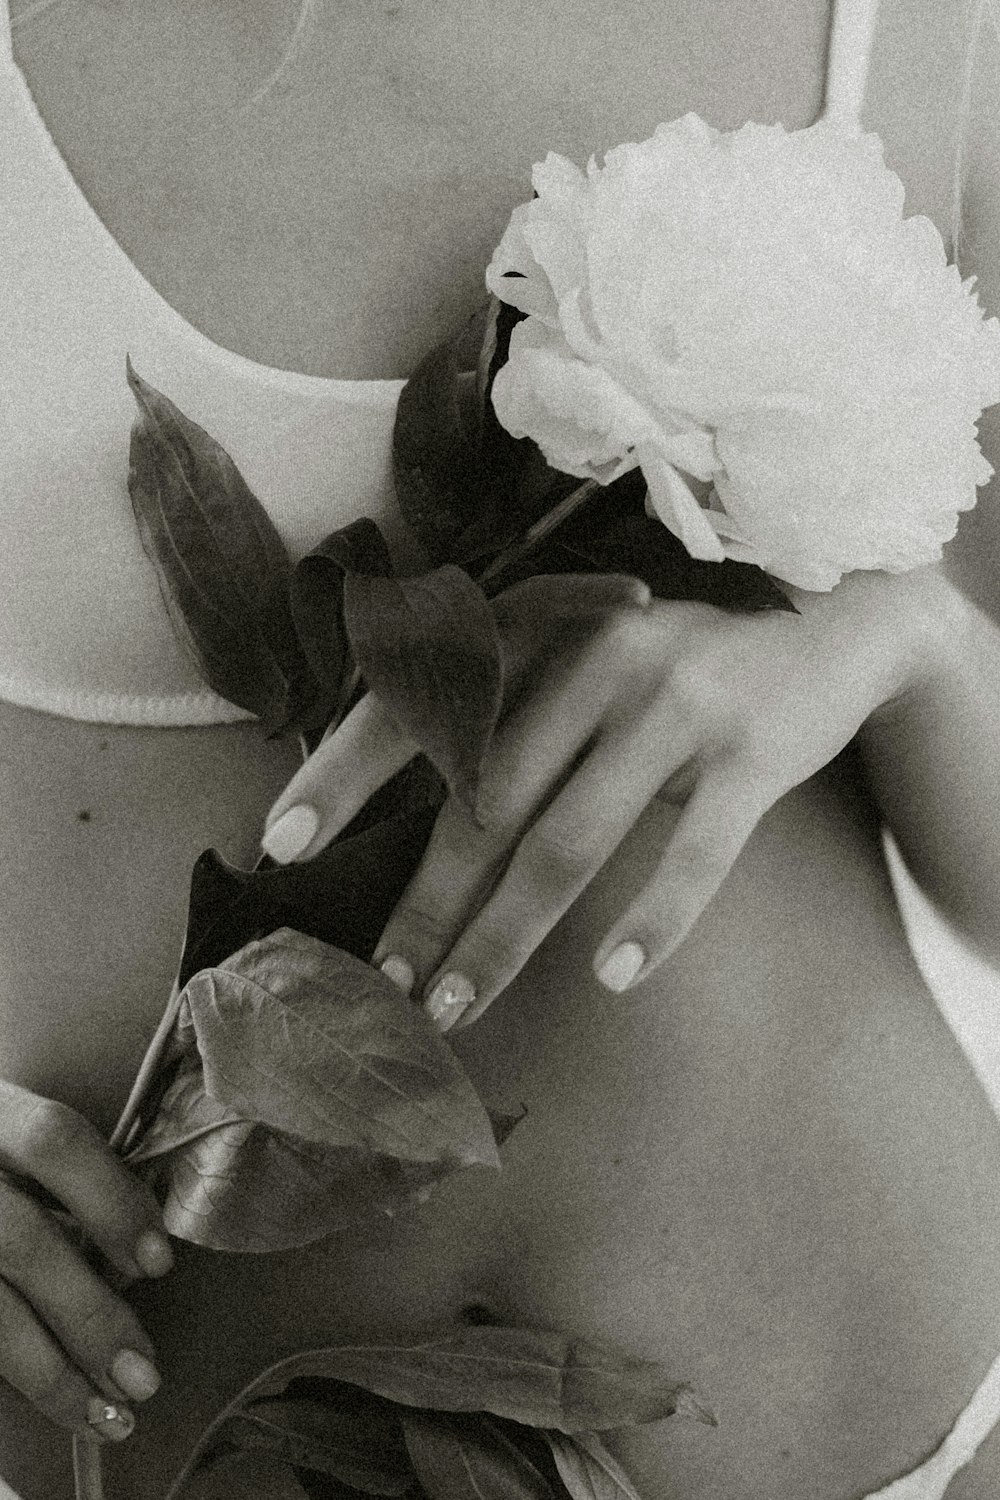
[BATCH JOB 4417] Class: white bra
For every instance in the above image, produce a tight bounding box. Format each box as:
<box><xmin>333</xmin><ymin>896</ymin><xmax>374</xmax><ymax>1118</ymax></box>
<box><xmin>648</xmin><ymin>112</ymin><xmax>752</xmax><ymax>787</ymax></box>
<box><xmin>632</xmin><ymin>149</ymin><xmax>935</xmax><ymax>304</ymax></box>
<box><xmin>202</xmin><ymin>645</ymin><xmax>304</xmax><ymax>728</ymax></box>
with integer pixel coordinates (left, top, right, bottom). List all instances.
<box><xmin>0</xmin><ymin>0</ymin><xmax>888</xmax><ymax>727</ymax></box>
<box><xmin>4</xmin><ymin>1</ymin><xmax>1000</xmax><ymax>1492</ymax></box>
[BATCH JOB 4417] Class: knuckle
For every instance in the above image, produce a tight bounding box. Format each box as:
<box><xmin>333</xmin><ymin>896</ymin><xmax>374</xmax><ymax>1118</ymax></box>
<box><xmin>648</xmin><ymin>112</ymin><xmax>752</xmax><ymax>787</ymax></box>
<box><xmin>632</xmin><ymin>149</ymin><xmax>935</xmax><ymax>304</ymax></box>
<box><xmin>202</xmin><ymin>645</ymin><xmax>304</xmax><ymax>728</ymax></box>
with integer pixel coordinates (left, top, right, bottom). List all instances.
<box><xmin>732</xmin><ymin>744</ymin><xmax>784</xmax><ymax>799</ymax></box>
<box><xmin>72</xmin><ymin>1285</ymin><xmax>136</xmax><ymax>1354</ymax></box>
<box><xmin>472</xmin><ymin>774</ymin><xmax>520</xmax><ymax>834</ymax></box>
<box><xmin>441</xmin><ymin>800</ymin><xmax>509</xmax><ymax>865</ymax></box>
<box><xmin>670</xmin><ymin>837</ymin><xmax>729</xmax><ymax>884</ymax></box>
<box><xmin>387</xmin><ymin>896</ymin><xmax>454</xmax><ymax>951</ymax></box>
<box><xmin>516</xmin><ymin>824</ymin><xmax>595</xmax><ymax>890</ymax></box>
<box><xmin>593</xmin><ymin>607</ymin><xmax>648</xmax><ymax>666</ymax></box>
<box><xmin>460</xmin><ymin>922</ymin><xmax>525</xmax><ymax>981</ymax></box>
<box><xmin>0</xmin><ymin>1188</ymin><xmax>49</xmax><ymax>1275</ymax></box>
<box><xmin>667</xmin><ymin>656</ymin><xmax>724</xmax><ymax>719</ymax></box>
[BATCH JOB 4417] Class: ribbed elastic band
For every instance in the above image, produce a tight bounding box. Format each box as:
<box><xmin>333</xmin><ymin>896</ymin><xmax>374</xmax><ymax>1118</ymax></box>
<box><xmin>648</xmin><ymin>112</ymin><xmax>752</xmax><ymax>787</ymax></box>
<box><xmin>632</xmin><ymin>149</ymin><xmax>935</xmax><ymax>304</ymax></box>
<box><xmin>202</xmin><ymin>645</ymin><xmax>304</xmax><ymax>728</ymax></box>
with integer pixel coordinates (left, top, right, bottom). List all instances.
<box><xmin>0</xmin><ymin>673</ymin><xmax>254</xmax><ymax>727</ymax></box>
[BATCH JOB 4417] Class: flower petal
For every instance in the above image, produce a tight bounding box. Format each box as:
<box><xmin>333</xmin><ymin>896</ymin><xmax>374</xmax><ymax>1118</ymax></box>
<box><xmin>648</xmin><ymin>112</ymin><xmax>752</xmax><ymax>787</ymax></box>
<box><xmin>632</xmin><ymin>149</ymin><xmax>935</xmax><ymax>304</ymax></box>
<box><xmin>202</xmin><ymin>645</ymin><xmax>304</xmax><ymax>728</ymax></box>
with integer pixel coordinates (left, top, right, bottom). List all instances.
<box><xmin>486</xmin><ymin>109</ymin><xmax>1000</xmax><ymax>583</ymax></box>
<box><xmin>640</xmin><ymin>448</ymin><xmax>727</xmax><ymax>562</ymax></box>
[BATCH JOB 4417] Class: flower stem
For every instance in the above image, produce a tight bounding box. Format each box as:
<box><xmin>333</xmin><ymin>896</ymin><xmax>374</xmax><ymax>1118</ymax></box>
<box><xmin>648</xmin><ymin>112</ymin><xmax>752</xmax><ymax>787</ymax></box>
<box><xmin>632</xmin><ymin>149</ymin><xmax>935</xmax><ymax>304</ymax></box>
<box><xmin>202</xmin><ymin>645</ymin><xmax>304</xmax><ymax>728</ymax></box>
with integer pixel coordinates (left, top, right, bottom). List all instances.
<box><xmin>72</xmin><ymin>1432</ymin><xmax>105</xmax><ymax>1500</ymax></box>
<box><xmin>109</xmin><ymin>976</ymin><xmax>182</xmax><ymax>1155</ymax></box>
<box><xmin>479</xmin><ymin>478</ymin><xmax>600</xmax><ymax>591</ymax></box>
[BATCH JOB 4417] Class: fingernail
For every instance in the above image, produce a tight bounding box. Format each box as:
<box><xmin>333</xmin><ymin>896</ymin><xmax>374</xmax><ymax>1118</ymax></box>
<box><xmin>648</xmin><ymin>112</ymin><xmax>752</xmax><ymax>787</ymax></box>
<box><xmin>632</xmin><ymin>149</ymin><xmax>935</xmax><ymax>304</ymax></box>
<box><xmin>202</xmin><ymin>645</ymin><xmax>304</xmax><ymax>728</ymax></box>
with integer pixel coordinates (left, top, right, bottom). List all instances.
<box><xmin>261</xmin><ymin>804</ymin><xmax>319</xmax><ymax>863</ymax></box>
<box><xmin>86</xmin><ymin>1397</ymin><xmax>135</xmax><ymax>1442</ymax></box>
<box><xmin>380</xmin><ymin>955</ymin><xmax>415</xmax><ymax>995</ymax></box>
<box><xmin>135</xmin><ymin>1228</ymin><xmax>173</xmax><ymax>1278</ymax></box>
<box><xmin>425</xmin><ymin>972</ymin><xmax>475</xmax><ymax>1032</ymax></box>
<box><xmin>596</xmin><ymin>941</ymin><xmax>646</xmax><ymax>992</ymax></box>
<box><xmin>110</xmin><ymin>1349</ymin><xmax>161</xmax><ymax>1403</ymax></box>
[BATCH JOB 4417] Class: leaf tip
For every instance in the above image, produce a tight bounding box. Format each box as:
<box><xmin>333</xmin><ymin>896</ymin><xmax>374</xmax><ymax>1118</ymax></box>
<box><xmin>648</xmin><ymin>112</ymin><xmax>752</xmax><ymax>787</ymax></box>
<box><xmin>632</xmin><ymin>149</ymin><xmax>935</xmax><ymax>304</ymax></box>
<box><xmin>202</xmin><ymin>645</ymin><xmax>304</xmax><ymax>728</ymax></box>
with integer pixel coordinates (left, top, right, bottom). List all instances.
<box><xmin>125</xmin><ymin>352</ymin><xmax>146</xmax><ymax>402</ymax></box>
<box><xmin>672</xmin><ymin>1385</ymin><xmax>717</xmax><ymax>1427</ymax></box>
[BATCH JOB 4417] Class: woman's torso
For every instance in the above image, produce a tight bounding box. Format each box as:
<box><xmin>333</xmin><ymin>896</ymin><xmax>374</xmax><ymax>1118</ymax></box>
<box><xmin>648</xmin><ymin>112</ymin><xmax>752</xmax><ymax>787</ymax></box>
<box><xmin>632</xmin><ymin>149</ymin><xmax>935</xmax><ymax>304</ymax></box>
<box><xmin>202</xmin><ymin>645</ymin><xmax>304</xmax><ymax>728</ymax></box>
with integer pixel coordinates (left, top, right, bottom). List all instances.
<box><xmin>4</xmin><ymin>2</ymin><xmax>1000</xmax><ymax>1496</ymax></box>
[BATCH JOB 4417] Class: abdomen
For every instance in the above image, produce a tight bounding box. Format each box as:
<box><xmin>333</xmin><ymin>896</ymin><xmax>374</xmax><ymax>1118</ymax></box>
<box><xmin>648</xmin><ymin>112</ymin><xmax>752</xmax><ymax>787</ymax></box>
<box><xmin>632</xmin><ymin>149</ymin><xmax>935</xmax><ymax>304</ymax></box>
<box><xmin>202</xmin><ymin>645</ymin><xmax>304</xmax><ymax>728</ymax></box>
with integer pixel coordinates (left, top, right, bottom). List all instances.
<box><xmin>0</xmin><ymin>704</ymin><xmax>998</xmax><ymax>1500</ymax></box>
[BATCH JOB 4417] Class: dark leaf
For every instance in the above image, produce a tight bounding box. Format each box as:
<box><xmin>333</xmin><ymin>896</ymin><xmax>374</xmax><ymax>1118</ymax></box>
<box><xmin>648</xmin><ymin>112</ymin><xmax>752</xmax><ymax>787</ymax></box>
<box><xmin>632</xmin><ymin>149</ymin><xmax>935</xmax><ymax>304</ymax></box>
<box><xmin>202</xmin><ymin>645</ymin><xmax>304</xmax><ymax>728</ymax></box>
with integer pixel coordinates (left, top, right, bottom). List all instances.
<box><xmin>388</xmin><ymin>302</ymin><xmax>574</xmax><ymax>579</ymax></box>
<box><xmin>452</xmin><ymin>298</ymin><xmax>576</xmax><ymax>568</ymax></box>
<box><xmin>177</xmin><ymin>1446</ymin><xmax>325</xmax><ymax>1498</ymax></box>
<box><xmin>290</xmin><ymin>520</ymin><xmax>395</xmax><ymax>736</ymax></box>
<box><xmin>296</xmin><ymin>1475</ymin><xmax>421</xmax><ymax>1500</ymax></box>
<box><xmin>474</xmin><ymin>298</ymin><xmax>503</xmax><ymax>422</ymax></box>
<box><xmin>218</xmin><ymin>1397</ymin><xmax>414</xmax><ymax>1494</ymax></box>
<box><xmin>125</xmin><ymin>359</ymin><xmax>316</xmax><ymax>731</ymax></box>
<box><xmin>449</xmin><ymin>451</ymin><xmax>575</xmax><ymax>578</ymax></box>
<box><xmin>161</xmin><ymin>1329</ymin><xmax>685</xmax><ymax>1498</ymax></box>
<box><xmin>392</xmin><ymin>337</ymin><xmax>480</xmax><ymax>564</ymax></box>
<box><xmin>478</xmin><ymin>299</ymin><xmax>527</xmax><ymax>436</ymax></box>
<box><xmin>544</xmin><ymin>1433</ymin><xmax>644</xmax><ymax>1500</ymax></box>
<box><xmin>176</xmin><ymin>788</ymin><xmax>442</xmax><ymax>990</ymax></box>
<box><xmin>547</xmin><ymin>475</ymin><xmax>795</xmax><ymax>614</ymax></box>
<box><xmin>402</xmin><ymin>1412</ymin><xmax>559</xmax><ymax>1500</ymax></box>
<box><xmin>218</xmin><ymin>1327</ymin><xmax>700</xmax><ymax>1433</ymax></box>
<box><xmin>489</xmin><ymin>574</ymin><xmax>652</xmax><ymax>715</ymax></box>
<box><xmin>343</xmin><ymin>568</ymin><xmax>503</xmax><ymax>807</ymax></box>
<box><xmin>158</xmin><ymin>929</ymin><xmax>499</xmax><ymax>1160</ymax></box>
<box><xmin>126</xmin><ymin>929</ymin><xmax>501</xmax><ymax>1250</ymax></box>
<box><xmin>134</xmin><ymin>1089</ymin><xmax>510</xmax><ymax>1251</ymax></box>
<box><xmin>487</xmin><ymin>1107</ymin><xmax>526</xmax><ymax>1148</ymax></box>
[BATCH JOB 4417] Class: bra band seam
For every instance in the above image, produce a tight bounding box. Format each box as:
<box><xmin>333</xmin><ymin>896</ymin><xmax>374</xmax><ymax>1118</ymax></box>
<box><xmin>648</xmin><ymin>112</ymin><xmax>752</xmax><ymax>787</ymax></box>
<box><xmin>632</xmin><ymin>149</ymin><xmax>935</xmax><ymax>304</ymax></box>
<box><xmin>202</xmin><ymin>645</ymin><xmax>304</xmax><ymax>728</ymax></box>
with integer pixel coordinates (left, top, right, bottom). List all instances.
<box><xmin>0</xmin><ymin>672</ymin><xmax>255</xmax><ymax>726</ymax></box>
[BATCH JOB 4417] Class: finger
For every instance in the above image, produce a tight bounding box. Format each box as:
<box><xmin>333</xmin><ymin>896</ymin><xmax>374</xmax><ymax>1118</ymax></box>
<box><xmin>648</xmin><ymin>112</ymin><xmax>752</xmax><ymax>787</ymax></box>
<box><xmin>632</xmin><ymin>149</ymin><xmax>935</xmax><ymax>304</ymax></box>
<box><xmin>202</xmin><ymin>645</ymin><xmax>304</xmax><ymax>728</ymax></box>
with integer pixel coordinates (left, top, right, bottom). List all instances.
<box><xmin>418</xmin><ymin>717</ymin><xmax>691</xmax><ymax>1030</ymax></box>
<box><xmin>262</xmin><ymin>693</ymin><xmax>417</xmax><ymax>864</ymax></box>
<box><xmin>592</xmin><ymin>763</ymin><xmax>774</xmax><ymax>991</ymax></box>
<box><xmin>0</xmin><ymin>1085</ymin><xmax>173</xmax><ymax>1282</ymax></box>
<box><xmin>0</xmin><ymin>1276</ymin><xmax>135</xmax><ymax>1440</ymax></box>
<box><xmin>0</xmin><ymin>1174</ymin><xmax>160</xmax><ymax>1413</ymax></box>
<box><xmin>372</xmin><ymin>641</ymin><xmax>617</xmax><ymax>999</ymax></box>
<box><xmin>492</xmin><ymin>575</ymin><xmax>651</xmax><ymax>708</ymax></box>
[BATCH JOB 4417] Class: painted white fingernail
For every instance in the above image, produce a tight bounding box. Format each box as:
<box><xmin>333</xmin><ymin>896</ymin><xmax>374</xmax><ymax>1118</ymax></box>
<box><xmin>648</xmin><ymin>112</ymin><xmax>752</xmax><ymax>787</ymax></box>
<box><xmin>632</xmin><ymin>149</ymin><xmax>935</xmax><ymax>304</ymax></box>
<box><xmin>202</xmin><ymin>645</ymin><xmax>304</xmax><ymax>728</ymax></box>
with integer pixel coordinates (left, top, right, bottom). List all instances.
<box><xmin>261</xmin><ymin>804</ymin><xmax>319</xmax><ymax>864</ymax></box>
<box><xmin>135</xmin><ymin>1228</ymin><xmax>173</xmax><ymax>1278</ymax></box>
<box><xmin>426</xmin><ymin>972</ymin><xmax>475</xmax><ymax>1032</ymax></box>
<box><xmin>596</xmin><ymin>941</ymin><xmax>646</xmax><ymax>993</ymax></box>
<box><xmin>380</xmin><ymin>955</ymin><xmax>415</xmax><ymax>995</ymax></box>
<box><xmin>86</xmin><ymin>1397</ymin><xmax>136</xmax><ymax>1442</ymax></box>
<box><xmin>110</xmin><ymin>1349</ymin><xmax>161</xmax><ymax>1403</ymax></box>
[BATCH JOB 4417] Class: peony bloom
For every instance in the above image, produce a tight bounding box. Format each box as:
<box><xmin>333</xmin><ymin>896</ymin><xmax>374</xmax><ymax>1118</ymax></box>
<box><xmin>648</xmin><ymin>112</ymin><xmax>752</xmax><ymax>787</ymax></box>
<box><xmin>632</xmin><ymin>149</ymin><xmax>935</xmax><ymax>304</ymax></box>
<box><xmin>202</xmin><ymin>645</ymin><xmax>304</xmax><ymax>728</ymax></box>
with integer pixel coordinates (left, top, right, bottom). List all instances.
<box><xmin>485</xmin><ymin>114</ymin><xmax>1000</xmax><ymax>590</ymax></box>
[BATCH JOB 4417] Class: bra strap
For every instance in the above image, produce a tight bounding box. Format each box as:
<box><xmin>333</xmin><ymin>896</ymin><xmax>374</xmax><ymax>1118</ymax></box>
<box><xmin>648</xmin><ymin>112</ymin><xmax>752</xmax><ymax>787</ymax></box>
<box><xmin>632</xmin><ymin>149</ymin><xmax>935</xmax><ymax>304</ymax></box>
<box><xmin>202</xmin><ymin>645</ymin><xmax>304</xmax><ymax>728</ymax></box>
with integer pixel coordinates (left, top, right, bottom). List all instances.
<box><xmin>822</xmin><ymin>0</ymin><xmax>881</xmax><ymax>134</ymax></box>
<box><xmin>0</xmin><ymin>0</ymin><xmax>11</xmax><ymax>62</ymax></box>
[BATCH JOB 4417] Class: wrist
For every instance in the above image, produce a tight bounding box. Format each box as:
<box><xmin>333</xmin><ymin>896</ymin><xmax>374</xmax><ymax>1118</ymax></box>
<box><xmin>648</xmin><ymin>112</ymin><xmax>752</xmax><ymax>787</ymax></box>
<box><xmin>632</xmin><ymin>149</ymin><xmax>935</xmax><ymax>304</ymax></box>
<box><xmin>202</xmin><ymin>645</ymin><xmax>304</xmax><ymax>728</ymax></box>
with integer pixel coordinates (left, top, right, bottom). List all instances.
<box><xmin>785</xmin><ymin>565</ymin><xmax>971</xmax><ymax>715</ymax></box>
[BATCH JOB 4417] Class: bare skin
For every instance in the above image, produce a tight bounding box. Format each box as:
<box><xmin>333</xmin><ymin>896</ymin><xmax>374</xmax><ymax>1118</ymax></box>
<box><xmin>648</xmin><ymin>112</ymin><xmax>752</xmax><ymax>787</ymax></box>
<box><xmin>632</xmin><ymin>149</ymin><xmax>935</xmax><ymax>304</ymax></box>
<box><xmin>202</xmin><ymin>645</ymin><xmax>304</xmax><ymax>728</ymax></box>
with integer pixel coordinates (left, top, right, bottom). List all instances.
<box><xmin>4</xmin><ymin>0</ymin><xmax>1000</xmax><ymax>1495</ymax></box>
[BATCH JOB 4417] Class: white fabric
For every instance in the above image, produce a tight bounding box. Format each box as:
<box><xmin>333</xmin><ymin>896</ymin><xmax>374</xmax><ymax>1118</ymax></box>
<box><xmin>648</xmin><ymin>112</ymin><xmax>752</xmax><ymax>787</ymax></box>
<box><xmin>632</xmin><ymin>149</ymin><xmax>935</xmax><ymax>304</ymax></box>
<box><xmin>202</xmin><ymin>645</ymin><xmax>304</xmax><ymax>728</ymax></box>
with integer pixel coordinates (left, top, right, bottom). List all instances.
<box><xmin>5</xmin><ymin>1</ymin><xmax>1000</xmax><ymax>1496</ymax></box>
<box><xmin>865</xmin><ymin>1351</ymin><xmax>1000</xmax><ymax>1498</ymax></box>
<box><xmin>0</xmin><ymin>0</ymin><xmax>878</xmax><ymax>726</ymax></box>
<box><xmin>822</xmin><ymin>0</ymin><xmax>881</xmax><ymax>132</ymax></box>
<box><xmin>1</xmin><ymin>7</ymin><xmax>406</xmax><ymax>724</ymax></box>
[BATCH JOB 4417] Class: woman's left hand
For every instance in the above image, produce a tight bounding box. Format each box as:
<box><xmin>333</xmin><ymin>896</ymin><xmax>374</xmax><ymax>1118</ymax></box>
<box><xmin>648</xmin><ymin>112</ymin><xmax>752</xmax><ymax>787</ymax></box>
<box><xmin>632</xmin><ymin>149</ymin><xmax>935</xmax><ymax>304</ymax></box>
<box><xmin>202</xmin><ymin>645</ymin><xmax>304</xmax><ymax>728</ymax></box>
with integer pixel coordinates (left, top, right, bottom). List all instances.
<box><xmin>261</xmin><ymin>567</ymin><xmax>945</xmax><ymax>1031</ymax></box>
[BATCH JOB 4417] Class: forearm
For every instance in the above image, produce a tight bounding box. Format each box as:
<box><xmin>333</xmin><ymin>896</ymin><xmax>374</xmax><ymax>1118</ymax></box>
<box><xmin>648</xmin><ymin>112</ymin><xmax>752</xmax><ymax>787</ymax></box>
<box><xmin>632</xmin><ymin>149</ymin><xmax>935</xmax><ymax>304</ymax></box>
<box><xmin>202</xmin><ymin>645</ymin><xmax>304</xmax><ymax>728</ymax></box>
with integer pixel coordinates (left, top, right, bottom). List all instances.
<box><xmin>848</xmin><ymin>568</ymin><xmax>1000</xmax><ymax>965</ymax></box>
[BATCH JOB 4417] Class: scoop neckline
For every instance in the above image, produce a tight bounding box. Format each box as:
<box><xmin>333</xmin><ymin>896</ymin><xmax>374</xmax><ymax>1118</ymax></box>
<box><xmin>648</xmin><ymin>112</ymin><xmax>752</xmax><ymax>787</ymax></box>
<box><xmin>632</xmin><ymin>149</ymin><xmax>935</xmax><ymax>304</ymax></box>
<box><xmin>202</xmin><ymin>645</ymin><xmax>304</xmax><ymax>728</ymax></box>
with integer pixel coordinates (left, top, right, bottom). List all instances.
<box><xmin>5</xmin><ymin>0</ymin><xmax>879</xmax><ymax>396</ymax></box>
<box><xmin>4</xmin><ymin>47</ymin><xmax>405</xmax><ymax>398</ymax></box>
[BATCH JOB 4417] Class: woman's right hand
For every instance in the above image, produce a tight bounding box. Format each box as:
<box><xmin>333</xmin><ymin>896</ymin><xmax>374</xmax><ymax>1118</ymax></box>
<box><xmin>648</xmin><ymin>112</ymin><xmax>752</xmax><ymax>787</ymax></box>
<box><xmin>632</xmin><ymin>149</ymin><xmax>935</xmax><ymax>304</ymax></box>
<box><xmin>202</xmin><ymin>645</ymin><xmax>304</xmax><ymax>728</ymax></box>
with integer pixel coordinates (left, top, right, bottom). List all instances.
<box><xmin>0</xmin><ymin>1079</ymin><xmax>172</xmax><ymax>1442</ymax></box>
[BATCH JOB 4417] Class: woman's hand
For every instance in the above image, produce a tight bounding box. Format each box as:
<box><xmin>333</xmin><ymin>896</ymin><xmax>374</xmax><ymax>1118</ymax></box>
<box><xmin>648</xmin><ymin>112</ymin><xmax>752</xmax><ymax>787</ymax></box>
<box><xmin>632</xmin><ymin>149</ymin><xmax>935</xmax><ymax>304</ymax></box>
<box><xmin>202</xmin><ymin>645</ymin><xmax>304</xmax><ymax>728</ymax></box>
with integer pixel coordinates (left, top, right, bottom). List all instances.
<box><xmin>262</xmin><ymin>567</ymin><xmax>947</xmax><ymax>1030</ymax></box>
<box><xmin>0</xmin><ymin>1080</ymin><xmax>172</xmax><ymax>1441</ymax></box>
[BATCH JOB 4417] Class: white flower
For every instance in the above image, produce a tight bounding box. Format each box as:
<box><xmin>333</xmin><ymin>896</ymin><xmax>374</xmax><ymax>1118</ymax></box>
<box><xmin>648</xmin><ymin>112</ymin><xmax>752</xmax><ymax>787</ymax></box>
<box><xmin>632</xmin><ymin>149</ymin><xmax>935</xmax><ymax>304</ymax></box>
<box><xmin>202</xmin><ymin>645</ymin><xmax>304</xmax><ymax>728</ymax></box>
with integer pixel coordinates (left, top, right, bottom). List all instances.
<box><xmin>485</xmin><ymin>114</ymin><xmax>1000</xmax><ymax>590</ymax></box>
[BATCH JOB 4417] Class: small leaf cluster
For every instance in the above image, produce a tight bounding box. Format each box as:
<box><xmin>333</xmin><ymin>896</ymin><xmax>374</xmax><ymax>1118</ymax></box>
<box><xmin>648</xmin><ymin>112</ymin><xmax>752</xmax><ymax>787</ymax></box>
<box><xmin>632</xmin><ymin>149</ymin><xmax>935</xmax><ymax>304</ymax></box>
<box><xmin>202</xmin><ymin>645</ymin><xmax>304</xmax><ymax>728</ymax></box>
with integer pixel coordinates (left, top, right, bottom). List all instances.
<box><xmin>164</xmin><ymin>1325</ymin><xmax>713</xmax><ymax>1499</ymax></box>
<box><xmin>122</xmin><ymin>929</ymin><xmax>517</xmax><ymax>1250</ymax></box>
